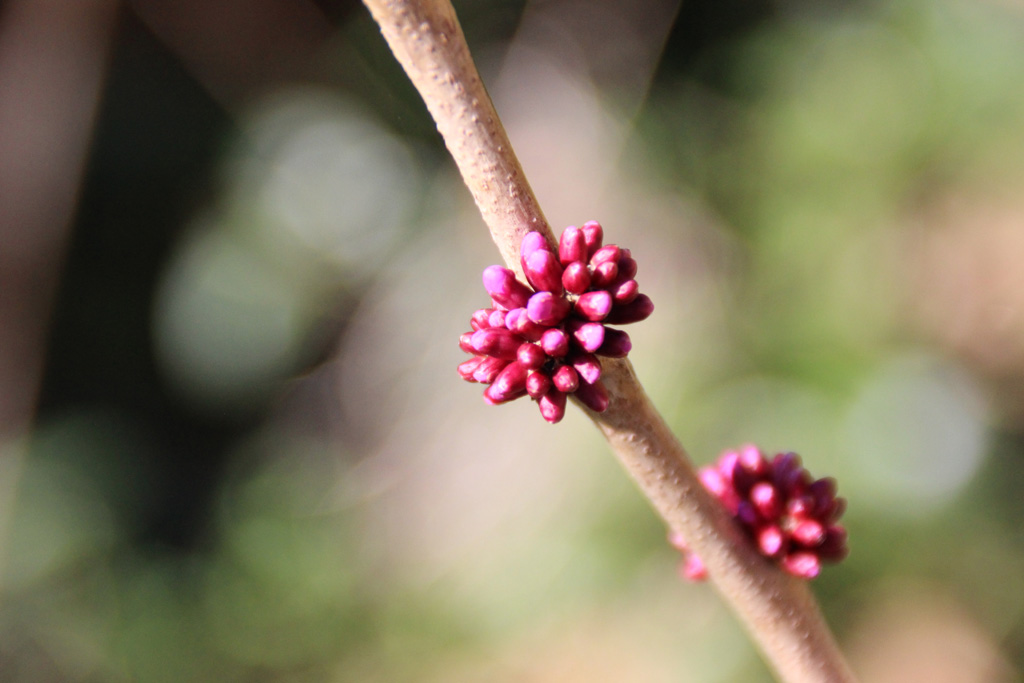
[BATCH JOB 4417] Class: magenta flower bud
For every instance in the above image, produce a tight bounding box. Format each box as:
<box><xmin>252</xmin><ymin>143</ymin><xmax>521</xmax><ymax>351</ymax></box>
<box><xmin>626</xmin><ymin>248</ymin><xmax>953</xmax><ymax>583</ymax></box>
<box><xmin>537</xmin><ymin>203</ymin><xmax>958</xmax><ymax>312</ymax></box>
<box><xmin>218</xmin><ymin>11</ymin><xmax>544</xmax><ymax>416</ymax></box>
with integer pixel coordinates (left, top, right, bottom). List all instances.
<box><xmin>818</xmin><ymin>527</ymin><xmax>849</xmax><ymax>561</ymax></box>
<box><xmin>792</xmin><ymin>519</ymin><xmax>826</xmax><ymax>547</ymax></box>
<box><xmin>682</xmin><ymin>552</ymin><xmax>708</xmax><ymax>581</ymax></box>
<box><xmin>611</xmin><ymin>278</ymin><xmax>639</xmax><ymax>305</ymax></box>
<box><xmin>470</xmin><ymin>327</ymin><xmax>522</xmax><ymax>359</ymax></box>
<box><xmin>458</xmin><ymin>357</ymin><xmax>483</xmax><ymax>381</ymax></box>
<box><xmin>581</xmin><ymin>220</ymin><xmax>603</xmax><ymax>257</ymax></box>
<box><xmin>617</xmin><ymin>255</ymin><xmax>638</xmax><ymax>280</ymax></box>
<box><xmin>808</xmin><ymin>478</ymin><xmax>838</xmax><ymax>517</ymax></box>
<box><xmin>567</xmin><ymin>320</ymin><xmax>605</xmax><ymax>353</ymax></box>
<box><xmin>575</xmin><ymin>290</ymin><xmax>613</xmax><ymax>321</ymax></box>
<box><xmin>750</xmin><ymin>481</ymin><xmax>780</xmax><ymax>520</ymax></box>
<box><xmin>781</xmin><ymin>552</ymin><xmax>821</xmax><ymax>579</ymax></box>
<box><xmin>488</xmin><ymin>309</ymin><xmax>507</xmax><ymax>329</ymax></box>
<box><xmin>574</xmin><ymin>379</ymin><xmax>609</xmax><ymax>412</ymax></box>
<box><xmin>540</xmin><ymin>328</ymin><xmax>569</xmax><ymax>358</ymax></box>
<box><xmin>699</xmin><ymin>467</ymin><xmax>729</xmax><ymax>499</ymax></box>
<box><xmin>517</xmin><ymin>342</ymin><xmax>547</xmax><ymax>370</ymax></box>
<box><xmin>569</xmin><ymin>351</ymin><xmax>602</xmax><ymax>384</ymax></box>
<box><xmin>538</xmin><ymin>387</ymin><xmax>567</xmax><ymax>423</ymax></box>
<box><xmin>459</xmin><ymin>332</ymin><xmax>475</xmax><ymax>354</ymax></box>
<box><xmin>487</xmin><ymin>361</ymin><xmax>528</xmax><ymax>403</ymax></box>
<box><xmin>527</xmin><ymin>291</ymin><xmax>571</xmax><ymax>326</ymax></box>
<box><xmin>526</xmin><ymin>369</ymin><xmax>552</xmax><ymax>399</ymax></box>
<box><xmin>504</xmin><ymin>307</ymin><xmax>525</xmax><ymax>329</ymax></box>
<box><xmin>591</xmin><ymin>260</ymin><xmax>619</xmax><ymax>288</ymax></box>
<box><xmin>701</xmin><ymin>467</ymin><xmax>741</xmax><ymax>514</ymax></box>
<box><xmin>735</xmin><ymin>501</ymin><xmax>759</xmax><ymax>527</ymax></box>
<box><xmin>758</xmin><ymin>525</ymin><xmax>784</xmax><ymax>556</ymax></box>
<box><xmin>604</xmin><ymin>293</ymin><xmax>654</xmax><ymax>324</ymax></box>
<box><xmin>591</xmin><ymin>244</ymin><xmax>621</xmax><ymax>267</ymax></box>
<box><xmin>787</xmin><ymin>495</ymin><xmax>814</xmax><ymax>520</ymax></box>
<box><xmin>596</xmin><ymin>328</ymin><xmax>631</xmax><ymax>358</ymax></box>
<box><xmin>525</xmin><ymin>249</ymin><xmax>564</xmax><ymax>294</ymax></box>
<box><xmin>471</xmin><ymin>308</ymin><xmax>493</xmax><ymax>330</ymax></box>
<box><xmin>716</xmin><ymin>450</ymin><xmax>740</xmax><ymax>481</ymax></box>
<box><xmin>484</xmin><ymin>383</ymin><xmax>525</xmax><ymax>405</ymax></box>
<box><xmin>519</xmin><ymin>231</ymin><xmax>549</xmax><ymax>274</ymax></box>
<box><xmin>828</xmin><ymin>497</ymin><xmax>847</xmax><ymax>523</ymax></box>
<box><xmin>738</xmin><ymin>444</ymin><xmax>768</xmax><ymax>476</ymax></box>
<box><xmin>678</xmin><ymin>446</ymin><xmax>849</xmax><ymax>582</ymax></box>
<box><xmin>472</xmin><ymin>356</ymin><xmax>508</xmax><ymax>384</ymax></box>
<box><xmin>562</xmin><ymin>261</ymin><xmax>591</xmax><ymax>294</ymax></box>
<box><xmin>558</xmin><ymin>225</ymin><xmax>587</xmax><ymax>265</ymax></box>
<box><xmin>552</xmin><ymin>364</ymin><xmax>580</xmax><ymax>393</ymax></box>
<box><xmin>483</xmin><ymin>265</ymin><xmax>532</xmax><ymax>310</ymax></box>
<box><xmin>772</xmin><ymin>452</ymin><xmax>805</xmax><ymax>492</ymax></box>
<box><xmin>506</xmin><ymin>307</ymin><xmax>546</xmax><ymax>342</ymax></box>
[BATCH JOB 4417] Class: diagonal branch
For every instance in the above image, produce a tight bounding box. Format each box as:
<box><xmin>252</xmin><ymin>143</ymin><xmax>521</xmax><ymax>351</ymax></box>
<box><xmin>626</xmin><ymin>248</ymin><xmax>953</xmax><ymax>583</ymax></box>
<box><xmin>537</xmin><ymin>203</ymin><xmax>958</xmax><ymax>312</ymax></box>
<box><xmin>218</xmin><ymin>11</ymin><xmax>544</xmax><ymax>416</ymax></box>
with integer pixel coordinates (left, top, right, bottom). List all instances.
<box><xmin>361</xmin><ymin>1</ymin><xmax>857</xmax><ymax>681</ymax></box>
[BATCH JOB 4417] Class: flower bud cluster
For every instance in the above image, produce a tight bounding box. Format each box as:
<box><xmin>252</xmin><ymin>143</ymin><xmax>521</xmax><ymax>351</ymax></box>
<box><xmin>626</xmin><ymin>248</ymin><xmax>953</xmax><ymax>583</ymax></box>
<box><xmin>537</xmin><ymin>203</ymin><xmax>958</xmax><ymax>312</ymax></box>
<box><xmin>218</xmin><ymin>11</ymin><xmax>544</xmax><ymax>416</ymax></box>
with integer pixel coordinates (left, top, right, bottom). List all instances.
<box><xmin>459</xmin><ymin>221</ymin><xmax>653</xmax><ymax>423</ymax></box>
<box><xmin>670</xmin><ymin>445</ymin><xmax>848</xmax><ymax>580</ymax></box>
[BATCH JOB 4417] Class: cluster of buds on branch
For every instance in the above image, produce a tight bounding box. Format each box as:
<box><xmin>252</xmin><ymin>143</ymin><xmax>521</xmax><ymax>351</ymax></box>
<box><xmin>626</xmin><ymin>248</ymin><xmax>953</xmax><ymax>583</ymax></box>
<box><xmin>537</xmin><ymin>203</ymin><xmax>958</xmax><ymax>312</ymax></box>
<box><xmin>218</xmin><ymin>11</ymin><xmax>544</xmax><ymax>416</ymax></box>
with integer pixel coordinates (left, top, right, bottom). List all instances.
<box><xmin>458</xmin><ymin>222</ymin><xmax>653</xmax><ymax>423</ymax></box>
<box><xmin>671</xmin><ymin>445</ymin><xmax>849</xmax><ymax>580</ymax></box>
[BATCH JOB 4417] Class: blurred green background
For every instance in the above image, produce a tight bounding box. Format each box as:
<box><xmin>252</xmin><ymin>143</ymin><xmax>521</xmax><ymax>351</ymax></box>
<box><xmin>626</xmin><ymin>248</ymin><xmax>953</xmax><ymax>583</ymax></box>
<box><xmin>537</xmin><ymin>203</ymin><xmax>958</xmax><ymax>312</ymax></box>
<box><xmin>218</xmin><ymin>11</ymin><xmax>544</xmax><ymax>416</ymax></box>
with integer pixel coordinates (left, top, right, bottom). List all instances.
<box><xmin>2</xmin><ymin>0</ymin><xmax>1024</xmax><ymax>680</ymax></box>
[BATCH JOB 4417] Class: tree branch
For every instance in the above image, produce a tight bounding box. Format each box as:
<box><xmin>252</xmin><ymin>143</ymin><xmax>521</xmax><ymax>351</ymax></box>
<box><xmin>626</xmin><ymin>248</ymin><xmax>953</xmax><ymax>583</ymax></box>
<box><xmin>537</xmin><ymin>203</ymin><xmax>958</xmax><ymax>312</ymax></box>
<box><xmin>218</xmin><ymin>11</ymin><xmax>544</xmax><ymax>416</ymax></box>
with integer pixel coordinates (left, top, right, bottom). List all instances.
<box><xmin>361</xmin><ymin>1</ymin><xmax>857</xmax><ymax>681</ymax></box>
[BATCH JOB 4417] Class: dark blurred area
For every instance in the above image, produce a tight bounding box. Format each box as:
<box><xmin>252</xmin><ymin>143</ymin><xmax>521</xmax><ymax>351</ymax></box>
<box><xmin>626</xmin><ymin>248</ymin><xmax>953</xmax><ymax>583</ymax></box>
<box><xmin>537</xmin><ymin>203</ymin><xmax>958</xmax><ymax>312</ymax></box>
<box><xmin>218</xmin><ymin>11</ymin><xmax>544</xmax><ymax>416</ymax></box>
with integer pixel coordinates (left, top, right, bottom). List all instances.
<box><xmin>3</xmin><ymin>0</ymin><xmax>1024</xmax><ymax>680</ymax></box>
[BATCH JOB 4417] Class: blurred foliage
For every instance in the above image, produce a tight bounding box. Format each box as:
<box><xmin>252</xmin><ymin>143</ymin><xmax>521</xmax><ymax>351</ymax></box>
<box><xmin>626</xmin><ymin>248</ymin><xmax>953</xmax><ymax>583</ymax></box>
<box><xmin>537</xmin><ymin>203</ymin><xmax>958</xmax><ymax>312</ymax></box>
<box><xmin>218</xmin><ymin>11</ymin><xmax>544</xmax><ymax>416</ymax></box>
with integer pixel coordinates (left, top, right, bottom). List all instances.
<box><xmin>4</xmin><ymin>0</ymin><xmax>1024</xmax><ymax>680</ymax></box>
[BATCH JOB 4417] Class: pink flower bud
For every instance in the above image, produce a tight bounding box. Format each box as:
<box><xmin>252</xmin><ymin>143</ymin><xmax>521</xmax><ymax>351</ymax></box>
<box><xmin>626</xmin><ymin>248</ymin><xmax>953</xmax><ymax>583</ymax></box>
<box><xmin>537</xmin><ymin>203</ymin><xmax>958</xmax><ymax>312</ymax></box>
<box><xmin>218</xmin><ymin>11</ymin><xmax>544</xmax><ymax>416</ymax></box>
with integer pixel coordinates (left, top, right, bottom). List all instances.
<box><xmin>458</xmin><ymin>356</ymin><xmax>483</xmax><ymax>381</ymax></box>
<box><xmin>459</xmin><ymin>332</ymin><xmax>475</xmax><ymax>354</ymax></box>
<box><xmin>574</xmin><ymin>379</ymin><xmax>609</xmax><ymax>412</ymax></box>
<box><xmin>575</xmin><ymin>290</ymin><xmax>613</xmax><ymax>321</ymax></box>
<box><xmin>472</xmin><ymin>357</ymin><xmax>508</xmax><ymax>383</ymax></box>
<box><xmin>482</xmin><ymin>265</ymin><xmax>532</xmax><ymax>310</ymax></box>
<box><xmin>738</xmin><ymin>444</ymin><xmax>768</xmax><ymax>476</ymax></box>
<box><xmin>781</xmin><ymin>552</ymin><xmax>821</xmax><ymax>579</ymax></box>
<box><xmin>617</xmin><ymin>255</ymin><xmax>638</xmax><ymax>280</ymax></box>
<box><xmin>567</xmin><ymin>320</ymin><xmax>605</xmax><ymax>353</ymax></box>
<box><xmin>470</xmin><ymin>328</ymin><xmax>522</xmax><ymax>359</ymax></box>
<box><xmin>471</xmin><ymin>308</ymin><xmax>493</xmax><ymax>330</ymax></box>
<box><xmin>591</xmin><ymin>260</ymin><xmax>619</xmax><ymax>288</ymax></box>
<box><xmin>558</xmin><ymin>225</ymin><xmax>588</xmax><ymax>265</ymax></box>
<box><xmin>526</xmin><ymin>369</ymin><xmax>552</xmax><ymax>398</ymax></box>
<box><xmin>611</xmin><ymin>278</ymin><xmax>639</xmax><ymax>304</ymax></box>
<box><xmin>488</xmin><ymin>309</ymin><xmax>506</xmax><ymax>329</ymax></box>
<box><xmin>787</xmin><ymin>495</ymin><xmax>813</xmax><ymax>519</ymax></box>
<box><xmin>736</xmin><ymin>501</ymin><xmax>759</xmax><ymax>526</ymax></box>
<box><xmin>527</xmin><ymin>291</ymin><xmax>571</xmax><ymax>326</ymax></box>
<box><xmin>591</xmin><ymin>244</ymin><xmax>621</xmax><ymax>267</ymax></box>
<box><xmin>818</xmin><ymin>527</ymin><xmax>849</xmax><ymax>561</ymax></box>
<box><xmin>552</xmin><ymin>364</ymin><xmax>580</xmax><ymax>393</ymax></box>
<box><xmin>604</xmin><ymin>293</ymin><xmax>654</xmax><ymax>324</ymax></box>
<box><xmin>562</xmin><ymin>261</ymin><xmax>591</xmax><ymax>294</ymax></box>
<box><xmin>808</xmin><ymin>478</ymin><xmax>838</xmax><ymax>517</ymax></box>
<box><xmin>538</xmin><ymin>387</ymin><xmax>567</xmax><ymax>423</ymax></box>
<box><xmin>758</xmin><ymin>525</ymin><xmax>784</xmax><ymax>557</ymax></box>
<box><xmin>525</xmin><ymin>249</ymin><xmax>564</xmax><ymax>294</ymax></box>
<box><xmin>772</xmin><ymin>452</ymin><xmax>805</xmax><ymax>492</ymax></box>
<box><xmin>581</xmin><ymin>220</ymin><xmax>603</xmax><ymax>257</ymax></box>
<box><xmin>505</xmin><ymin>307</ymin><xmax>546</xmax><ymax>342</ymax></box>
<box><xmin>750</xmin><ymin>481</ymin><xmax>780</xmax><ymax>520</ymax></box>
<box><xmin>487</xmin><ymin>361</ymin><xmax>528</xmax><ymax>403</ymax></box>
<box><xmin>569</xmin><ymin>351</ymin><xmax>602</xmax><ymax>384</ymax></box>
<box><xmin>540</xmin><ymin>328</ymin><xmax>569</xmax><ymax>358</ymax></box>
<box><xmin>716</xmin><ymin>450</ymin><xmax>740</xmax><ymax>482</ymax></box>
<box><xmin>682</xmin><ymin>552</ymin><xmax>708</xmax><ymax>581</ymax></box>
<box><xmin>596</xmin><ymin>328</ymin><xmax>631</xmax><ymax>358</ymax></box>
<box><xmin>792</xmin><ymin>519</ymin><xmax>826</xmax><ymax>547</ymax></box>
<box><xmin>517</xmin><ymin>342</ymin><xmax>547</xmax><ymax>370</ymax></box>
<box><xmin>519</xmin><ymin>231</ymin><xmax>549</xmax><ymax>274</ymax></box>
